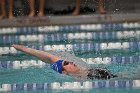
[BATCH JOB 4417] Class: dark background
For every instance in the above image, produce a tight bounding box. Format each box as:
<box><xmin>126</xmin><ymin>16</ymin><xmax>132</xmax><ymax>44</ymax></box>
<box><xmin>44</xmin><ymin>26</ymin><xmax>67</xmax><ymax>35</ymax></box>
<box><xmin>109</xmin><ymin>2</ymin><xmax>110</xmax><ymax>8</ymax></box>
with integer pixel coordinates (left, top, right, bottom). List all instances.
<box><xmin>45</xmin><ymin>0</ymin><xmax>140</xmax><ymax>13</ymax></box>
<box><xmin>1</xmin><ymin>0</ymin><xmax>140</xmax><ymax>16</ymax></box>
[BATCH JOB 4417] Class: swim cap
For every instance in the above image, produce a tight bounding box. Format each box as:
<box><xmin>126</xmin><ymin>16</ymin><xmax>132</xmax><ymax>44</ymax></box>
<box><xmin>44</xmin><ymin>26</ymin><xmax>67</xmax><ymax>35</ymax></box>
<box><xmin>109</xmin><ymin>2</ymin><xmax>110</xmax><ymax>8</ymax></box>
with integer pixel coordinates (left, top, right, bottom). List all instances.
<box><xmin>50</xmin><ymin>60</ymin><xmax>63</xmax><ymax>74</ymax></box>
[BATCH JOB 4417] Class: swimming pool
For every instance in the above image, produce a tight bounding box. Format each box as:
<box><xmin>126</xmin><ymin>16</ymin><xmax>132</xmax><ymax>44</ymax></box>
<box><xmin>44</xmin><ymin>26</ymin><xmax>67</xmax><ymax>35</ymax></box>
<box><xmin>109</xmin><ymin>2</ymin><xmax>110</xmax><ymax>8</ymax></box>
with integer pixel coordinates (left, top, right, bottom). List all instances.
<box><xmin>0</xmin><ymin>21</ymin><xmax>140</xmax><ymax>93</ymax></box>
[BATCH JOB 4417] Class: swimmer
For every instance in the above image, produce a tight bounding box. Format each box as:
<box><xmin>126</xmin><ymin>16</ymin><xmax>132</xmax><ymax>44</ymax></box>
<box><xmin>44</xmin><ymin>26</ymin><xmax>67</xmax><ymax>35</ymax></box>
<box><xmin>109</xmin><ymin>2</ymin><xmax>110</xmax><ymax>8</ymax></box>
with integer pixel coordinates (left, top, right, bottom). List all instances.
<box><xmin>12</xmin><ymin>44</ymin><xmax>117</xmax><ymax>80</ymax></box>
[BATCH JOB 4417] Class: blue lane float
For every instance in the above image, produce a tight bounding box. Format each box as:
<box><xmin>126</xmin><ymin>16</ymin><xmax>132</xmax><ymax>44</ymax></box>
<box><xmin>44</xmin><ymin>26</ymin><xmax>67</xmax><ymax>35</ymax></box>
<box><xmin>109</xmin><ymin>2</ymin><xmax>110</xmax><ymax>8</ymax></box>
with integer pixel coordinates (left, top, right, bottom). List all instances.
<box><xmin>0</xmin><ymin>22</ymin><xmax>139</xmax><ymax>35</ymax></box>
<box><xmin>0</xmin><ymin>41</ymin><xmax>140</xmax><ymax>55</ymax></box>
<box><xmin>0</xmin><ymin>30</ymin><xmax>140</xmax><ymax>45</ymax></box>
<box><xmin>1</xmin><ymin>80</ymin><xmax>140</xmax><ymax>92</ymax></box>
<box><xmin>0</xmin><ymin>55</ymin><xmax>140</xmax><ymax>69</ymax></box>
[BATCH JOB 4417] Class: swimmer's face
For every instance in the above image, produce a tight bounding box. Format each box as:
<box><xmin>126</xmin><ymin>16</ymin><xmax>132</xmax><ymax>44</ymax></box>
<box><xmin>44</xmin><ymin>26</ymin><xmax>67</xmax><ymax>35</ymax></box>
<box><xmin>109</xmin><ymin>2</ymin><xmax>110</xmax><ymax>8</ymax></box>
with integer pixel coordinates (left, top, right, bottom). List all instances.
<box><xmin>62</xmin><ymin>61</ymin><xmax>79</xmax><ymax>74</ymax></box>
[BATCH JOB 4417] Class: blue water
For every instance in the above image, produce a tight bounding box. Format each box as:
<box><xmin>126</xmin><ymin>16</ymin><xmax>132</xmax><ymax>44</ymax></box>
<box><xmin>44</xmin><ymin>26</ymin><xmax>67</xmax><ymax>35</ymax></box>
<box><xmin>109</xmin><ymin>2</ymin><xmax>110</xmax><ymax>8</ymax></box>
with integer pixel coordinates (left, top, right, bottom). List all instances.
<box><xmin>0</xmin><ymin>55</ymin><xmax>140</xmax><ymax>84</ymax></box>
<box><xmin>0</xmin><ymin>22</ymin><xmax>140</xmax><ymax>92</ymax></box>
<box><xmin>5</xmin><ymin>88</ymin><xmax>140</xmax><ymax>93</ymax></box>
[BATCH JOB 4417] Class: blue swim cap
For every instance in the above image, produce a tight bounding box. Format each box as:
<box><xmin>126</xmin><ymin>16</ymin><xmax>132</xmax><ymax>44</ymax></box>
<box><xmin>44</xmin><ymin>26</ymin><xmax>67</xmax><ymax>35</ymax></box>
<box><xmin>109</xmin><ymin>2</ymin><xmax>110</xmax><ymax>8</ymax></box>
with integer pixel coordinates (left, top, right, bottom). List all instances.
<box><xmin>50</xmin><ymin>60</ymin><xmax>63</xmax><ymax>74</ymax></box>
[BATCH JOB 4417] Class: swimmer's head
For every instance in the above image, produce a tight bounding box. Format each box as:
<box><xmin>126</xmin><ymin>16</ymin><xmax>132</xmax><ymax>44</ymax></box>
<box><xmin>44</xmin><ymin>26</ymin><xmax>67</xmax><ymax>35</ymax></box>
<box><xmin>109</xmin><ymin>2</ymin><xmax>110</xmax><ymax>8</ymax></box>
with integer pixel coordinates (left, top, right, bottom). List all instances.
<box><xmin>87</xmin><ymin>68</ymin><xmax>118</xmax><ymax>80</ymax></box>
<box><xmin>62</xmin><ymin>61</ymin><xmax>79</xmax><ymax>74</ymax></box>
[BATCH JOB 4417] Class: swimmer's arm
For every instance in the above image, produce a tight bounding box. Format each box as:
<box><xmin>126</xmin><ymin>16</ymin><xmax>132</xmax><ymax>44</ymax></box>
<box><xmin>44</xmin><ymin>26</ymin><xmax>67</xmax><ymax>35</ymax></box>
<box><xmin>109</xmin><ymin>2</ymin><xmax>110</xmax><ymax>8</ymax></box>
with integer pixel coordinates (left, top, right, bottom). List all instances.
<box><xmin>12</xmin><ymin>44</ymin><xmax>60</xmax><ymax>63</ymax></box>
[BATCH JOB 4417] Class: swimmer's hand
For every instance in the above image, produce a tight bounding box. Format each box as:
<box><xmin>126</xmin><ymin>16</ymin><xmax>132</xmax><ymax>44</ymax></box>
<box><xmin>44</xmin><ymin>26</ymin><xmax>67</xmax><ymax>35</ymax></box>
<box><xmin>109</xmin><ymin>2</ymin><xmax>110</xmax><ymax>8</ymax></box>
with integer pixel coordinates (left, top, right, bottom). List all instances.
<box><xmin>12</xmin><ymin>44</ymin><xmax>26</xmax><ymax>50</ymax></box>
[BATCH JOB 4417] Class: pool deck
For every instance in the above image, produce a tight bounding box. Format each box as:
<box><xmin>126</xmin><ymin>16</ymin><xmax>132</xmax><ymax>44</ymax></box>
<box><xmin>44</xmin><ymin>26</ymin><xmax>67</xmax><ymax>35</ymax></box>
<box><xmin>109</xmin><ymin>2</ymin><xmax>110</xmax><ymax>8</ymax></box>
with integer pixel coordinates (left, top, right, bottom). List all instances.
<box><xmin>0</xmin><ymin>13</ymin><xmax>140</xmax><ymax>28</ymax></box>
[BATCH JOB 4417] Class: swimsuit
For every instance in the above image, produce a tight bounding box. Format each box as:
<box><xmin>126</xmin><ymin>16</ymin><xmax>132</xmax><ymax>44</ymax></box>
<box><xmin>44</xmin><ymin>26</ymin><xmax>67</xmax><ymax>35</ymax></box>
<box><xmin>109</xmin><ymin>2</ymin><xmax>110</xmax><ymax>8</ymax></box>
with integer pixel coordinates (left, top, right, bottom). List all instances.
<box><xmin>50</xmin><ymin>60</ymin><xmax>63</xmax><ymax>74</ymax></box>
